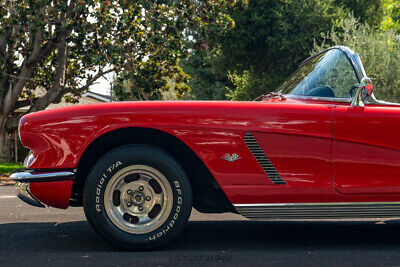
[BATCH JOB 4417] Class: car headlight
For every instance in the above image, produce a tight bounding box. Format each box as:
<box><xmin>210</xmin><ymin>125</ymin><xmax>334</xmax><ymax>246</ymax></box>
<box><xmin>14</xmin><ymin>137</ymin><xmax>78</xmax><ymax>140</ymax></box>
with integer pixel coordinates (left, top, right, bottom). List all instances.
<box><xmin>23</xmin><ymin>151</ymin><xmax>36</xmax><ymax>169</ymax></box>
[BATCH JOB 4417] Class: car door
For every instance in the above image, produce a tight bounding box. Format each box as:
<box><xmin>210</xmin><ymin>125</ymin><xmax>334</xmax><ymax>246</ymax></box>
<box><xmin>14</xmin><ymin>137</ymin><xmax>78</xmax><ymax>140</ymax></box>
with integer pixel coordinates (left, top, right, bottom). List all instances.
<box><xmin>333</xmin><ymin>103</ymin><xmax>400</xmax><ymax>194</ymax></box>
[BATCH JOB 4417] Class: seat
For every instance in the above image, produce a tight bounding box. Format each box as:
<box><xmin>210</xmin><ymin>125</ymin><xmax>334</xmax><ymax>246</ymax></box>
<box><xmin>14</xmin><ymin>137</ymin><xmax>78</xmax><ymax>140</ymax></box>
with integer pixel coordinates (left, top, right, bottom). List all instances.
<box><xmin>305</xmin><ymin>85</ymin><xmax>335</xmax><ymax>98</ymax></box>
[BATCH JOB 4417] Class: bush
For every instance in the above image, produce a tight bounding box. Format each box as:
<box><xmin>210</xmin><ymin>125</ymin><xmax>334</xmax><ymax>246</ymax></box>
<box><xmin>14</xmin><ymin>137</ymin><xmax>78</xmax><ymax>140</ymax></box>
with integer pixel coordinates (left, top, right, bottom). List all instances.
<box><xmin>314</xmin><ymin>15</ymin><xmax>400</xmax><ymax>103</ymax></box>
<box><xmin>220</xmin><ymin>0</ymin><xmax>347</xmax><ymax>100</ymax></box>
<box><xmin>182</xmin><ymin>50</ymin><xmax>231</xmax><ymax>100</ymax></box>
<box><xmin>226</xmin><ymin>70</ymin><xmax>280</xmax><ymax>100</ymax></box>
<box><xmin>0</xmin><ymin>163</ymin><xmax>22</xmax><ymax>174</ymax></box>
<box><xmin>337</xmin><ymin>0</ymin><xmax>385</xmax><ymax>29</ymax></box>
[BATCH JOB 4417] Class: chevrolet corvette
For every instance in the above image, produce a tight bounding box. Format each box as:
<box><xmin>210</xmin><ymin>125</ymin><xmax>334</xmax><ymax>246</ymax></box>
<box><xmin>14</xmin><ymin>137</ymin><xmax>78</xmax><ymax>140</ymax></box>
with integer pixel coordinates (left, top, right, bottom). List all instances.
<box><xmin>10</xmin><ymin>46</ymin><xmax>400</xmax><ymax>249</ymax></box>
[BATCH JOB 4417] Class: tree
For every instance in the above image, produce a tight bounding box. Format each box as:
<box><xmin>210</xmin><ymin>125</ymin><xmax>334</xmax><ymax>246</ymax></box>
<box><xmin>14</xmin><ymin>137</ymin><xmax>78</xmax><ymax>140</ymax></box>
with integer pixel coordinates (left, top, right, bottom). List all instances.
<box><xmin>111</xmin><ymin>0</ymin><xmax>244</xmax><ymax>101</ymax></box>
<box><xmin>219</xmin><ymin>0</ymin><xmax>347</xmax><ymax>100</ymax></box>
<box><xmin>337</xmin><ymin>0</ymin><xmax>385</xmax><ymax>29</ymax></box>
<box><xmin>381</xmin><ymin>0</ymin><xmax>400</xmax><ymax>33</ymax></box>
<box><xmin>185</xmin><ymin>0</ymin><xmax>388</xmax><ymax>101</ymax></box>
<box><xmin>185</xmin><ymin>0</ymin><xmax>347</xmax><ymax>100</ymax></box>
<box><xmin>181</xmin><ymin>49</ymin><xmax>231</xmax><ymax>100</ymax></box>
<box><xmin>0</xmin><ymin>0</ymin><xmax>241</xmax><ymax>161</ymax></box>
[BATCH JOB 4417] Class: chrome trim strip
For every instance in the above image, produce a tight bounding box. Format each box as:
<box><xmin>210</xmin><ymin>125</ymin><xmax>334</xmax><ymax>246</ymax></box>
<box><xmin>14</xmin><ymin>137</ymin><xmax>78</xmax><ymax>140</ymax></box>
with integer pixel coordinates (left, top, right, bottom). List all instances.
<box><xmin>367</xmin><ymin>94</ymin><xmax>400</xmax><ymax>106</ymax></box>
<box><xmin>285</xmin><ymin>94</ymin><xmax>352</xmax><ymax>103</ymax></box>
<box><xmin>234</xmin><ymin>202</ymin><xmax>400</xmax><ymax>207</ymax></box>
<box><xmin>244</xmin><ymin>132</ymin><xmax>285</xmax><ymax>185</ymax></box>
<box><xmin>286</xmin><ymin>93</ymin><xmax>400</xmax><ymax>107</ymax></box>
<box><xmin>286</xmin><ymin>94</ymin><xmax>400</xmax><ymax>107</ymax></box>
<box><xmin>234</xmin><ymin>202</ymin><xmax>400</xmax><ymax>219</ymax></box>
<box><xmin>10</xmin><ymin>170</ymin><xmax>75</xmax><ymax>183</ymax></box>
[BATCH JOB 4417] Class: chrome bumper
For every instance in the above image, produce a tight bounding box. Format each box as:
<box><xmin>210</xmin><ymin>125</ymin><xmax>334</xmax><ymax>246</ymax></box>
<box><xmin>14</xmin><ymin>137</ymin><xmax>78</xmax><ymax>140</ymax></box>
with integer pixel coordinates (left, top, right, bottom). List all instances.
<box><xmin>10</xmin><ymin>170</ymin><xmax>75</xmax><ymax>183</ymax></box>
<box><xmin>15</xmin><ymin>182</ymin><xmax>45</xmax><ymax>208</ymax></box>
<box><xmin>10</xmin><ymin>170</ymin><xmax>75</xmax><ymax>208</ymax></box>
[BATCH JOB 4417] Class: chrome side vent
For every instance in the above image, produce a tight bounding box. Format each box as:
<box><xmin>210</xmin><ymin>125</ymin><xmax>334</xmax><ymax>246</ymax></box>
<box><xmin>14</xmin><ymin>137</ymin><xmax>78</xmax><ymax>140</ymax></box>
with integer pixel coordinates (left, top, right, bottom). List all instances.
<box><xmin>244</xmin><ymin>132</ymin><xmax>285</xmax><ymax>185</ymax></box>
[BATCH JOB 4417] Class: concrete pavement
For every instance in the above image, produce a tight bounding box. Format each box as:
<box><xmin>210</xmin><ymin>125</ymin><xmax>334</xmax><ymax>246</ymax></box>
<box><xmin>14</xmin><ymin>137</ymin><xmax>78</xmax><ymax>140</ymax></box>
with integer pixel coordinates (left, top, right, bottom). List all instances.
<box><xmin>2</xmin><ymin>186</ymin><xmax>400</xmax><ymax>266</ymax></box>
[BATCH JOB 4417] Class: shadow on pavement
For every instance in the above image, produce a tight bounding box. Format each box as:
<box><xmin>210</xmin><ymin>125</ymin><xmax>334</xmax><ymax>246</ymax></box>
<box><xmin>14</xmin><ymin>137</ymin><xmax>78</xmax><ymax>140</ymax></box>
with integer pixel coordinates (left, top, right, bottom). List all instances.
<box><xmin>2</xmin><ymin>219</ymin><xmax>400</xmax><ymax>252</ymax></box>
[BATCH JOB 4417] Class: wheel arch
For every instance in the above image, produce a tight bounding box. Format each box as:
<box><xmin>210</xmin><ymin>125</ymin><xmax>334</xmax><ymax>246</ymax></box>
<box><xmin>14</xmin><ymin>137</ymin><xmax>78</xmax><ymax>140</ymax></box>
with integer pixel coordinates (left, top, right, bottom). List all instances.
<box><xmin>72</xmin><ymin>127</ymin><xmax>235</xmax><ymax>213</ymax></box>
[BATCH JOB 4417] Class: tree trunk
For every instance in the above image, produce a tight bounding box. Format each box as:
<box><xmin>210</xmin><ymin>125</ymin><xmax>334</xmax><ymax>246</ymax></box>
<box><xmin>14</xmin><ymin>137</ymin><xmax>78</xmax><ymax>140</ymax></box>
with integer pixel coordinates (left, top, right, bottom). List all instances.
<box><xmin>0</xmin><ymin>116</ymin><xmax>12</xmax><ymax>162</ymax></box>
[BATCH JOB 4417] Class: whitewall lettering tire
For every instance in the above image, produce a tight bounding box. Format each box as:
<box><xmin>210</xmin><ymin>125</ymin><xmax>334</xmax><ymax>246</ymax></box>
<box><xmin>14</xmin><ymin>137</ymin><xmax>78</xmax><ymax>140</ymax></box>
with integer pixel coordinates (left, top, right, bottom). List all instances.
<box><xmin>83</xmin><ymin>145</ymin><xmax>192</xmax><ymax>250</ymax></box>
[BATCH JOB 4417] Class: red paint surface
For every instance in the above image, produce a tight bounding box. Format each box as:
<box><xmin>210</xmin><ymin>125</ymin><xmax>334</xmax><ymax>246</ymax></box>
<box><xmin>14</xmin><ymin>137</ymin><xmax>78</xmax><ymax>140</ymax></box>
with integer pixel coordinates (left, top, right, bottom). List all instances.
<box><xmin>18</xmin><ymin>98</ymin><xmax>400</xmax><ymax>208</ymax></box>
<box><xmin>30</xmin><ymin>180</ymin><xmax>73</xmax><ymax>209</ymax></box>
<box><xmin>333</xmin><ymin>103</ymin><xmax>400</xmax><ymax>194</ymax></box>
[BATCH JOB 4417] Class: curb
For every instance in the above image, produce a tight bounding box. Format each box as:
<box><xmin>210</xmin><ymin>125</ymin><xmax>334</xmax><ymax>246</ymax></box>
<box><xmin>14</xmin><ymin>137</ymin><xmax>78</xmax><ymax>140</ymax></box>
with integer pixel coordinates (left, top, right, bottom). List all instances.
<box><xmin>0</xmin><ymin>176</ymin><xmax>14</xmax><ymax>186</ymax></box>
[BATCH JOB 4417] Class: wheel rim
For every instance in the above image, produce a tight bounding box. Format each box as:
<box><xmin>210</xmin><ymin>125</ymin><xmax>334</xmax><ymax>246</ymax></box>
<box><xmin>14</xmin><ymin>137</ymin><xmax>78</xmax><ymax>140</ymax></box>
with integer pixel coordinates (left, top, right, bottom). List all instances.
<box><xmin>104</xmin><ymin>165</ymin><xmax>173</xmax><ymax>234</ymax></box>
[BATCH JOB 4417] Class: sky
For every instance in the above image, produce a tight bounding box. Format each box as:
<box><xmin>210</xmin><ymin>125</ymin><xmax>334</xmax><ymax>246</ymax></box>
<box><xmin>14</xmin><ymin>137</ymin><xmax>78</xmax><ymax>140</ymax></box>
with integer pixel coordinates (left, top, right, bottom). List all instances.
<box><xmin>87</xmin><ymin>69</ymin><xmax>115</xmax><ymax>97</ymax></box>
<box><xmin>90</xmin><ymin>76</ymin><xmax>111</xmax><ymax>96</ymax></box>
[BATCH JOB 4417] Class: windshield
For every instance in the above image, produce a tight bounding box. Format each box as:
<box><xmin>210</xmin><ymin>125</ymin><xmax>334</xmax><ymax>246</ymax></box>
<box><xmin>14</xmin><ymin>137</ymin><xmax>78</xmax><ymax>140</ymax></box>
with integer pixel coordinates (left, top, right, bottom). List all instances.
<box><xmin>278</xmin><ymin>49</ymin><xmax>359</xmax><ymax>99</ymax></box>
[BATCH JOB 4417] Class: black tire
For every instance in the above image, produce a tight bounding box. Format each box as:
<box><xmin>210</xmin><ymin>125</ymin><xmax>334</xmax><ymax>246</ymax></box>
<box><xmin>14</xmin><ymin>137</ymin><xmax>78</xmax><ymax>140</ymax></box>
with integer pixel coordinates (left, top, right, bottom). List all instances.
<box><xmin>83</xmin><ymin>144</ymin><xmax>192</xmax><ymax>250</ymax></box>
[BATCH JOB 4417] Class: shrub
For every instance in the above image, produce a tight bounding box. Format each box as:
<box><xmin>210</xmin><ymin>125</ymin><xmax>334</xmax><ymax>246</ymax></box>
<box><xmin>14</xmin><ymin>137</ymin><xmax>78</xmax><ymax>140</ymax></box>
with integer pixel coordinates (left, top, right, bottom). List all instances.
<box><xmin>192</xmin><ymin>0</ymin><xmax>347</xmax><ymax>101</ymax></box>
<box><xmin>314</xmin><ymin>15</ymin><xmax>400</xmax><ymax>102</ymax></box>
<box><xmin>0</xmin><ymin>163</ymin><xmax>22</xmax><ymax>174</ymax></box>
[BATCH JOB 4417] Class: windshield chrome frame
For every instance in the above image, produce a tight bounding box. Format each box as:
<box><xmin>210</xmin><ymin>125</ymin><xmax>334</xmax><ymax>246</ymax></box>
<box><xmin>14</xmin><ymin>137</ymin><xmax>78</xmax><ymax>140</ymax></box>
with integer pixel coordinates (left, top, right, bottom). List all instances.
<box><xmin>284</xmin><ymin>46</ymin><xmax>400</xmax><ymax>106</ymax></box>
<box><xmin>283</xmin><ymin>46</ymin><xmax>362</xmax><ymax>103</ymax></box>
<box><xmin>298</xmin><ymin>46</ymin><xmax>363</xmax><ymax>81</ymax></box>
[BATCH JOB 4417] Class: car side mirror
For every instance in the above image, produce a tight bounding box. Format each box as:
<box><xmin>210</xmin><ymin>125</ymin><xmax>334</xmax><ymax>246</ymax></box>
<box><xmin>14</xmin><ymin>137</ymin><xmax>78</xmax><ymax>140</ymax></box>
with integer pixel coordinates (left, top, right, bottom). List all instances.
<box><xmin>351</xmin><ymin>77</ymin><xmax>373</xmax><ymax>107</ymax></box>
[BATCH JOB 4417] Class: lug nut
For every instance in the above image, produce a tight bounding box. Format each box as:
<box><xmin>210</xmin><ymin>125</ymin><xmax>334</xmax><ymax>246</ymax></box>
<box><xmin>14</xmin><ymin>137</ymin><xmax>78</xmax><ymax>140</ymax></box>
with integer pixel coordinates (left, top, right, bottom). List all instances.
<box><xmin>138</xmin><ymin>206</ymin><xmax>143</xmax><ymax>211</ymax></box>
<box><xmin>145</xmin><ymin>196</ymin><xmax>151</xmax><ymax>201</ymax></box>
<box><xmin>127</xmin><ymin>189</ymin><xmax>133</xmax><ymax>195</ymax></box>
<box><xmin>126</xmin><ymin>202</ymin><xmax>132</xmax><ymax>207</ymax></box>
<box><xmin>139</xmin><ymin>186</ymin><xmax>144</xmax><ymax>191</ymax></box>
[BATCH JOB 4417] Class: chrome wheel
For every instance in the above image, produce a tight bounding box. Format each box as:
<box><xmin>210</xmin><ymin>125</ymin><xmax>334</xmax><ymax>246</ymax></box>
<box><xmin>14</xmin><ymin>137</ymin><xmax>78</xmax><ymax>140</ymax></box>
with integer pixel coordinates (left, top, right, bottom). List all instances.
<box><xmin>104</xmin><ymin>165</ymin><xmax>173</xmax><ymax>234</ymax></box>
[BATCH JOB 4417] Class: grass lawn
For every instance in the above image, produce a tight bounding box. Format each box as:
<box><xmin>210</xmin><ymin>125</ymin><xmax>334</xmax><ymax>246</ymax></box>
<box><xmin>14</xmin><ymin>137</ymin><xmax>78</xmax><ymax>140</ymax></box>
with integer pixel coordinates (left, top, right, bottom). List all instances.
<box><xmin>0</xmin><ymin>162</ymin><xmax>23</xmax><ymax>175</ymax></box>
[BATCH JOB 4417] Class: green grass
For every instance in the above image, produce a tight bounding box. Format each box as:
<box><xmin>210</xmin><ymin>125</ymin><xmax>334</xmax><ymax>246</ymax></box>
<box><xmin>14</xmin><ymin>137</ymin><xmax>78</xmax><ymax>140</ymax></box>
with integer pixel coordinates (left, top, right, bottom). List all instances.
<box><xmin>0</xmin><ymin>162</ymin><xmax>23</xmax><ymax>174</ymax></box>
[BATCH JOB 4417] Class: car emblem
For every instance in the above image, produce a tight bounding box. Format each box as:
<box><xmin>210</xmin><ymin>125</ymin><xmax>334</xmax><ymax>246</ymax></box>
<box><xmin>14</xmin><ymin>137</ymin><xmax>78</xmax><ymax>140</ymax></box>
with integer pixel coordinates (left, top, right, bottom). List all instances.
<box><xmin>221</xmin><ymin>153</ymin><xmax>241</xmax><ymax>162</ymax></box>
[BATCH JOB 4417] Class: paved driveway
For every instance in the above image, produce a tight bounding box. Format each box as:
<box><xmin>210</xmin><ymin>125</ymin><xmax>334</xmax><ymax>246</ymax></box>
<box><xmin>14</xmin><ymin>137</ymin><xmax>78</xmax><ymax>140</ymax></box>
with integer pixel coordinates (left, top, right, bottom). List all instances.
<box><xmin>1</xmin><ymin>186</ymin><xmax>400</xmax><ymax>266</ymax></box>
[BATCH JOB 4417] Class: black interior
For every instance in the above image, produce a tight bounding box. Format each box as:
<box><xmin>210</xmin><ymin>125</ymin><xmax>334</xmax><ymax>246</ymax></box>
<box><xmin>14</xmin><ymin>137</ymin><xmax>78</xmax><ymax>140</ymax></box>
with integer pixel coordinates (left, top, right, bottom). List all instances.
<box><xmin>305</xmin><ymin>85</ymin><xmax>335</xmax><ymax>98</ymax></box>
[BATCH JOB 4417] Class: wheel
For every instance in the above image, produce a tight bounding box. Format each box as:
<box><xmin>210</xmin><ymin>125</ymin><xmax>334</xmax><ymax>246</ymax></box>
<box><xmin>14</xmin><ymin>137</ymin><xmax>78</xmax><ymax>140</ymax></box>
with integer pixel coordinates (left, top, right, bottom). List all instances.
<box><xmin>83</xmin><ymin>144</ymin><xmax>192</xmax><ymax>250</ymax></box>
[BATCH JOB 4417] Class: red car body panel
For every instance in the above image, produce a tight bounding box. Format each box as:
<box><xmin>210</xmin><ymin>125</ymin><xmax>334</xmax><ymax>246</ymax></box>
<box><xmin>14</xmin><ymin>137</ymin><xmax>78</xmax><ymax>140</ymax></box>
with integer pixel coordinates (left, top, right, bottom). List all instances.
<box><xmin>333</xmin><ymin>103</ymin><xmax>400</xmax><ymax>194</ymax></box>
<box><xmin>29</xmin><ymin>180</ymin><xmax>73</xmax><ymax>209</ymax></box>
<box><xmin>18</xmin><ymin>98</ymin><xmax>400</xmax><ymax>208</ymax></box>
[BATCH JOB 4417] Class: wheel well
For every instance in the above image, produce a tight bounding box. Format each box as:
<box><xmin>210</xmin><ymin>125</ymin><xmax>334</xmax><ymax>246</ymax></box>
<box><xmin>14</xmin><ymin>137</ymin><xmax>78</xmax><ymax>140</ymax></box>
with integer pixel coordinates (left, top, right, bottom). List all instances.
<box><xmin>72</xmin><ymin>127</ymin><xmax>235</xmax><ymax>213</ymax></box>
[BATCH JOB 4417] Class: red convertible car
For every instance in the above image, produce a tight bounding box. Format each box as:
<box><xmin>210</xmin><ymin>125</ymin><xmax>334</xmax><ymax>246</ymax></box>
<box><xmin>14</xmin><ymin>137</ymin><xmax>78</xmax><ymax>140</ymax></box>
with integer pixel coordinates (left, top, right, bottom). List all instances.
<box><xmin>10</xmin><ymin>46</ymin><xmax>400</xmax><ymax>249</ymax></box>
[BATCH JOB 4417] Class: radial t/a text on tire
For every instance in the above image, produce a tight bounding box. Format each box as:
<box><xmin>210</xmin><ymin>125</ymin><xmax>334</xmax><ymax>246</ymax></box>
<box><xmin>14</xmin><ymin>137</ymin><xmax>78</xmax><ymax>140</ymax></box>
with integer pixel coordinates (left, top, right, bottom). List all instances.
<box><xmin>83</xmin><ymin>144</ymin><xmax>193</xmax><ymax>250</ymax></box>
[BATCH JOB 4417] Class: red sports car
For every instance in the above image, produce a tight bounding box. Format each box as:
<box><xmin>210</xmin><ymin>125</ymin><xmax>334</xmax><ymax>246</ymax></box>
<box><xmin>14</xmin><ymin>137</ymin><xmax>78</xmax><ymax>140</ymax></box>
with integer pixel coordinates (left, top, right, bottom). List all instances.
<box><xmin>11</xmin><ymin>46</ymin><xmax>400</xmax><ymax>249</ymax></box>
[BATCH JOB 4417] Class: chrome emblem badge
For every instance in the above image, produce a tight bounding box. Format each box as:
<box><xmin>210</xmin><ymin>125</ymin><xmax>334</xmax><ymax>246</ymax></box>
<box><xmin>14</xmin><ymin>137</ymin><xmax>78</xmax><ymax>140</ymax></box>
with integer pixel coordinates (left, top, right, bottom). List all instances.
<box><xmin>221</xmin><ymin>153</ymin><xmax>241</xmax><ymax>162</ymax></box>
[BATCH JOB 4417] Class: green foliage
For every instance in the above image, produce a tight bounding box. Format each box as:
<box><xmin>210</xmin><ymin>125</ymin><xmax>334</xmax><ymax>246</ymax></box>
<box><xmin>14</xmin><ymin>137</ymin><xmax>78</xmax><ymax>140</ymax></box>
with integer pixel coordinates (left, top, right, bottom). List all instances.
<box><xmin>219</xmin><ymin>0</ymin><xmax>346</xmax><ymax>100</ymax></box>
<box><xmin>177</xmin><ymin>1</ymin><xmax>246</xmax><ymax>101</ymax></box>
<box><xmin>0</xmin><ymin>0</ymin><xmax>245</xmax><ymax>159</ymax></box>
<box><xmin>1</xmin><ymin>0</ymin><xmax>109</xmax><ymax>103</ymax></box>
<box><xmin>314</xmin><ymin>15</ymin><xmax>400</xmax><ymax>103</ymax></box>
<box><xmin>111</xmin><ymin>0</ymin><xmax>244</xmax><ymax>101</ymax></box>
<box><xmin>226</xmin><ymin>70</ymin><xmax>274</xmax><ymax>100</ymax></box>
<box><xmin>0</xmin><ymin>0</ymin><xmax>242</xmax><ymax>108</ymax></box>
<box><xmin>186</xmin><ymin>0</ymin><xmax>392</xmax><ymax>101</ymax></box>
<box><xmin>381</xmin><ymin>0</ymin><xmax>400</xmax><ymax>32</ymax></box>
<box><xmin>337</xmin><ymin>0</ymin><xmax>385</xmax><ymax>28</ymax></box>
<box><xmin>0</xmin><ymin>162</ymin><xmax>22</xmax><ymax>174</ymax></box>
<box><xmin>182</xmin><ymin>49</ymin><xmax>231</xmax><ymax>100</ymax></box>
